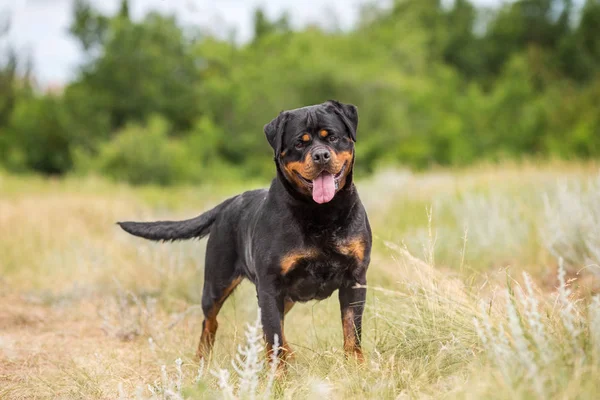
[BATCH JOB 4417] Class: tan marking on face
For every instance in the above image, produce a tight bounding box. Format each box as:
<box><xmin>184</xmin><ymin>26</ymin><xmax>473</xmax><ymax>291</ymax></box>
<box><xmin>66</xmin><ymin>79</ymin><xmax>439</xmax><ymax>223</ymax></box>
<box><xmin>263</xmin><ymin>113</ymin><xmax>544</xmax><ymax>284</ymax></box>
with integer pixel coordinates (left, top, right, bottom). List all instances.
<box><xmin>319</xmin><ymin>129</ymin><xmax>328</xmax><ymax>138</ymax></box>
<box><xmin>283</xmin><ymin>152</ymin><xmax>319</xmax><ymax>195</ymax></box>
<box><xmin>302</xmin><ymin>133</ymin><xmax>311</xmax><ymax>142</ymax></box>
<box><xmin>282</xmin><ymin>147</ymin><xmax>353</xmax><ymax>195</ymax></box>
<box><xmin>342</xmin><ymin>308</ymin><xmax>364</xmax><ymax>361</ymax></box>
<box><xmin>280</xmin><ymin>150</ymin><xmax>287</xmax><ymax>157</ymax></box>
<box><xmin>337</xmin><ymin>238</ymin><xmax>365</xmax><ymax>262</ymax></box>
<box><xmin>280</xmin><ymin>249</ymin><xmax>318</xmax><ymax>275</ymax></box>
<box><xmin>328</xmin><ymin>149</ymin><xmax>353</xmax><ymax>191</ymax></box>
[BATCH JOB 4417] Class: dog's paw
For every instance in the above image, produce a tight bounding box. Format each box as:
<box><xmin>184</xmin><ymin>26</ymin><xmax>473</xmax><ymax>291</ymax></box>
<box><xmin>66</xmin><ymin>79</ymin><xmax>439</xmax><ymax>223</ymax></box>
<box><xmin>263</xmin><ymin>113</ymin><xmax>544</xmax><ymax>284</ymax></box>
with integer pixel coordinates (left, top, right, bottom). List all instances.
<box><xmin>345</xmin><ymin>348</ymin><xmax>365</xmax><ymax>364</ymax></box>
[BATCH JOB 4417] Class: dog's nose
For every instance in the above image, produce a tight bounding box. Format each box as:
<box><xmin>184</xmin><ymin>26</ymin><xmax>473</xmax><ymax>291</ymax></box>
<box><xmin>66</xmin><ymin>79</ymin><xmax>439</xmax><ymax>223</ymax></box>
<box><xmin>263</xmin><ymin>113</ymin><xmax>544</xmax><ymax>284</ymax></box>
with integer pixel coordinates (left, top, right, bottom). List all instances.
<box><xmin>312</xmin><ymin>148</ymin><xmax>331</xmax><ymax>165</ymax></box>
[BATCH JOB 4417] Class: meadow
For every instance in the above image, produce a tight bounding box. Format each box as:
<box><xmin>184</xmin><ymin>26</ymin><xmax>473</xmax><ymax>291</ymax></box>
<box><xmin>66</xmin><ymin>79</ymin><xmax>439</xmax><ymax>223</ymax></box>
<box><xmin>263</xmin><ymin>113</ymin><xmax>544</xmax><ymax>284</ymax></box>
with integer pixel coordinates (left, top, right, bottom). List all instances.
<box><xmin>2</xmin><ymin>161</ymin><xmax>600</xmax><ymax>399</ymax></box>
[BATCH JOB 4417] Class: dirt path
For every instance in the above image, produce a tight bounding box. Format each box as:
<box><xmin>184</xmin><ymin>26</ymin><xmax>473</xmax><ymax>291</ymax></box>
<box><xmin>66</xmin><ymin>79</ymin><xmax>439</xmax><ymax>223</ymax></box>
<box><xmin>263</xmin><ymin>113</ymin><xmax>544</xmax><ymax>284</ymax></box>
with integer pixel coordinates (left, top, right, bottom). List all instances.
<box><xmin>0</xmin><ymin>295</ymin><xmax>160</xmax><ymax>399</ymax></box>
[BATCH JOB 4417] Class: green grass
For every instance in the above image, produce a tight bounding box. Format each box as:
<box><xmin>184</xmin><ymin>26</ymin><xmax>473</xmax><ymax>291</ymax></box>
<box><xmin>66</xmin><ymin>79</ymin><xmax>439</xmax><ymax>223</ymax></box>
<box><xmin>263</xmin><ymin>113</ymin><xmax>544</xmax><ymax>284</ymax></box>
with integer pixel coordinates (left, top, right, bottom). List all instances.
<box><xmin>1</xmin><ymin>161</ymin><xmax>600</xmax><ymax>399</ymax></box>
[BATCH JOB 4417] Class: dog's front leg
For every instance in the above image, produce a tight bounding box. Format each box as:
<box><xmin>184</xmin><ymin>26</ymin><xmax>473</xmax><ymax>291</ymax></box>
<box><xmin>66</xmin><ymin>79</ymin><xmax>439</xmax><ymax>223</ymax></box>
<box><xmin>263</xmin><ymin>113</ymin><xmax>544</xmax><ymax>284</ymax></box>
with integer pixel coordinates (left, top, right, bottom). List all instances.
<box><xmin>257</xmin><ymin>283</ymin><xmax>290</xmax><ymax>369</ymax></box>
<box><xmin>338</xmin><ymin>271</ymin><xmax>367</xmax><ymax>362</ymax></box>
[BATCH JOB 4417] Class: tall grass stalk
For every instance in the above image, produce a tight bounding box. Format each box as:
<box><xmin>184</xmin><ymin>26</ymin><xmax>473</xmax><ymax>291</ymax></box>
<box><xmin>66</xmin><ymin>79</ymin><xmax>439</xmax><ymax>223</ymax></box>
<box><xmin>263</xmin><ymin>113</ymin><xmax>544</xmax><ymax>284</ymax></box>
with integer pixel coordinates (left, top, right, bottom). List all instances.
<box><xmin>209</xmin><ymin>309</ymin><xmax>279</xmax><ymax>400</ymax></box>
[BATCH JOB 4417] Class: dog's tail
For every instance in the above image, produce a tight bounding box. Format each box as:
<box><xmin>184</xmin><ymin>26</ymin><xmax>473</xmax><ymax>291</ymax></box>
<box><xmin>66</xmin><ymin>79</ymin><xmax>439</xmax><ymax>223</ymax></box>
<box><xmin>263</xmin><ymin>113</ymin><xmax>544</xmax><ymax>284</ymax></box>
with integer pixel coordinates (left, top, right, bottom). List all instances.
<box><xmin>117</xmin><ymin>196</ymin><xmax>237</xmax><ymax>242</ymax></box>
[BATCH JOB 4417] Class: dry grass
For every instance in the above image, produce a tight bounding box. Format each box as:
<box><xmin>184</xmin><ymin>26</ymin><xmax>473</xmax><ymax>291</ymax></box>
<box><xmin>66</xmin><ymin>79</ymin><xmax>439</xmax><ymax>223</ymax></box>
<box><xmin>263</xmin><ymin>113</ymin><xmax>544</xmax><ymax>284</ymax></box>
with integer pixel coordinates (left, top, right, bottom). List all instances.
<box><xmin>1</xmin><ymin>161</ymin><xmax>600</xmax><ymax>399</ymax></box>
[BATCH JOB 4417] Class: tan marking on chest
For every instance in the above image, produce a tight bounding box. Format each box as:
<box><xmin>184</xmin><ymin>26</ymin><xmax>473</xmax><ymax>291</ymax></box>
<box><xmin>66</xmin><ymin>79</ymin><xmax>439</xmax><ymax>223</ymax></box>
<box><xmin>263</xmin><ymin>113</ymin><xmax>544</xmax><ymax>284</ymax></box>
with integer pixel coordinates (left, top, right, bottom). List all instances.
<box><xmin>280</xmin><ymin>249</ymin><xmax>318</xmax><ymax>275</ymax></box>
<box><xmin>337</xmin><ymin>238</ymin><xmax>365</xmax><ymax>262</ymax></box>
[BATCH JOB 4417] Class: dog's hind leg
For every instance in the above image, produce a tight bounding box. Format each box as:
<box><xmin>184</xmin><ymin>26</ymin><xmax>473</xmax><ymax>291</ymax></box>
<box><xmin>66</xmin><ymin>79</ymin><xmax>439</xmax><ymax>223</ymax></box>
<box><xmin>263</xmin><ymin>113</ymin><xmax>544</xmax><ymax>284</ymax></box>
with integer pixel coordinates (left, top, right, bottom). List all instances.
<box><xmin>196</xmin><ymin>236</ymin><xmax>241</xmax><ymax>360</ymax></box>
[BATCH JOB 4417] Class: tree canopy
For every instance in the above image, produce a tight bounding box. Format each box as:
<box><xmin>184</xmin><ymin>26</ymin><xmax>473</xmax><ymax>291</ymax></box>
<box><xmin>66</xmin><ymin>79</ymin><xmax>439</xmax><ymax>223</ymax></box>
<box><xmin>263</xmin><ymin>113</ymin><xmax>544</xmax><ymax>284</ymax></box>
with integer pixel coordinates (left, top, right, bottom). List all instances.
<box><xmin>1</xmin><ymin>0</ymin><xmax>599</xmax><ymax>184</ymax></box>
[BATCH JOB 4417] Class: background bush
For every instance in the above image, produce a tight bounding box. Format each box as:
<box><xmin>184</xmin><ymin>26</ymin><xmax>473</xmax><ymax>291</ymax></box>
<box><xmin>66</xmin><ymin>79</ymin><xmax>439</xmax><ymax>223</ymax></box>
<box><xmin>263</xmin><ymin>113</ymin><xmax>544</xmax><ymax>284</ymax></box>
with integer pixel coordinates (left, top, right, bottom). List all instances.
<box><xmin>6</xmin><ymin>95</ymin><xmax>73</xmax><ymax>174</ymax></box>
<box><xmin>95</xmin><ymin>116</ymin><xmax>195</xmax><ymax>186</ymax></box>
<box><xmin>1</xmin><ymin>0</ymin><xmax>600</xmax><ymax>185</ymax></box>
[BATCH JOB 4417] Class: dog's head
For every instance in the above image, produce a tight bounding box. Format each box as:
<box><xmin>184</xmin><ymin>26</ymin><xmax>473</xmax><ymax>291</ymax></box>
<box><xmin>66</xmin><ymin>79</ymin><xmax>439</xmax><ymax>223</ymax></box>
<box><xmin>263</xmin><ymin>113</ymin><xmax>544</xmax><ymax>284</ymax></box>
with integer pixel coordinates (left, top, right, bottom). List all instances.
<box><xmin>264</xmin><ymin>100</ymin><xmax>358</xmax><ymax>204</ymax></box>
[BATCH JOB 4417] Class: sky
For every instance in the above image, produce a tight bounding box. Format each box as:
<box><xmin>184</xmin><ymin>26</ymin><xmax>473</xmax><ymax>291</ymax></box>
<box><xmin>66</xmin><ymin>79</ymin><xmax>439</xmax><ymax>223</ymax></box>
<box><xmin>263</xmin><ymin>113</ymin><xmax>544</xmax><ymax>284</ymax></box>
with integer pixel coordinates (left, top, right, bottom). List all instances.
<box><xmin>1</xmin><ymin>0</ymin><xmax>503</xmax><ymax>87</ymax></box>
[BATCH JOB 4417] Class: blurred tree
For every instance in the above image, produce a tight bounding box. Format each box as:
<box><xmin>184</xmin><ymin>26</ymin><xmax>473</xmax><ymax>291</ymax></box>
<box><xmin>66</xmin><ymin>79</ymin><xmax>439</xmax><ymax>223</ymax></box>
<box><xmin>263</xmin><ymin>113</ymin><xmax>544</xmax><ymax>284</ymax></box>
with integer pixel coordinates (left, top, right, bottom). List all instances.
<box><xmin>553</xmin><ymin>0</ymin><xmax>600</xmax><ymax>81</ymax></box>
<box><xmin>7</xmin><ymin>95</ymin><xmax>73</xmax><ymax>174</ymax></box>
<box><xmin>70</xmin><ymin>4</ymin><xmax>201</xmax><ymax>132</ymax></box>
<box><xmin>69</xmin><ymin>0</ymin><xmax>109</xmax><ymax>53</ymax></box>
<box><xmin>0</xmin><ymin>12</ymin><xmax>33</xmax><ymax>166</ymax></box>
<box><xmin>481</xmin><ymin>0</ymin><xmax>575</xmax><ymax>80</ymax></box>
<box><xmin>0</xmin><ymin>40</ymin><xmax>22</xmax><ymax>128</ymax></box>
<box><xmin>576</xmin><ymin>0</ymin><xmax>600</xmax><ymax>71</ymax></box>
<box><xmin>252</xmin><ymin>7</ymin><xmax>290</xmax><ymax>43</ymax></box>
<box><xmin>2</xmin><ymin>0</ymin><xmax>600</xmax><ymax>182</ymax></box>
<box><xmin>118</xmin><ymin>0</ymin><xmax>130</xmax><ymax>20</ymax></box>
<box><xmin>96</xmin><ymin>115</ymin><xmax>193</xmax><ymax>185</ymax></box>
<box><xmin>442</xmin><ymin>0</ymin><xmax>482</xmax><ymax>79</ymax></box>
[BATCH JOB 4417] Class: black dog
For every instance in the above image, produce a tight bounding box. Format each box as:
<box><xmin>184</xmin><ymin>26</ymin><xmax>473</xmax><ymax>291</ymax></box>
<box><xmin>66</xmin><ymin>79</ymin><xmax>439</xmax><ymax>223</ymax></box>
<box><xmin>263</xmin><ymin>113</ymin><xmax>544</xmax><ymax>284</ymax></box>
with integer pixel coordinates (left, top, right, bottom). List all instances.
<box><xmin>118</xmin><ymin>100</ymin><xmax>372</xmax><ymax>365</ymax></box>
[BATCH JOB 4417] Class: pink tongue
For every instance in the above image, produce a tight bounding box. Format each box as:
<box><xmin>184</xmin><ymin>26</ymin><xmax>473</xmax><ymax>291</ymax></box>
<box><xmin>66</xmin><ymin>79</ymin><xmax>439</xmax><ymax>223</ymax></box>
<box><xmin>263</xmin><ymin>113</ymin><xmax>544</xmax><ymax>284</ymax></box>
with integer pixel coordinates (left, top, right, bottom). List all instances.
<box><xmin>312</xmin><ymin>172</ymin><xmax>336</xmax><ymax>204</ymax></box>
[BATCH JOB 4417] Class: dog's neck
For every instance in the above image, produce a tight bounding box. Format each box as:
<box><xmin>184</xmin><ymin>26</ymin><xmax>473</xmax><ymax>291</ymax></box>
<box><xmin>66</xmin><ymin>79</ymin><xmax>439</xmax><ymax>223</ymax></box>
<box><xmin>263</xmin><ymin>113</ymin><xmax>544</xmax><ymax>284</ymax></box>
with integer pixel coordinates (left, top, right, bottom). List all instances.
<box><xmin>272</xmin><ymin>162</ymin><xmax>358</xmax><ymax>227</ymax></box>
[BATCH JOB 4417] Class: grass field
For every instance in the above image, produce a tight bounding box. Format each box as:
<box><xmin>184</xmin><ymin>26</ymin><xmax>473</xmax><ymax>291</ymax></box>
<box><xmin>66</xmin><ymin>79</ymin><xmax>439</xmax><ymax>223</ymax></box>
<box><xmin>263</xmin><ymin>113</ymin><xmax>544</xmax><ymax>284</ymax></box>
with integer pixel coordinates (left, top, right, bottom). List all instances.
<box><xmin>2</xmin><ymin>161</ymin><xmax>600</xmax><ymax>399</ymax></box>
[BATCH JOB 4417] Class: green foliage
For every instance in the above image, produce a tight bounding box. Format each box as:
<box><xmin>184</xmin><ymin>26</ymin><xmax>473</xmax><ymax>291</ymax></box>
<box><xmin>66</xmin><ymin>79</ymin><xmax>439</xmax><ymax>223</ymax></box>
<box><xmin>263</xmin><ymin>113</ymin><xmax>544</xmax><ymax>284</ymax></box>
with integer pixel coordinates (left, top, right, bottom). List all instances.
<box><xmin>0</xmin><ymin>16</ymin><xmax>33</xmax><ymax>167</ymax></box>
<box><xmin>95</xmin><ymin>115</ymin><xmax>193</xmax><ymax>186</ymax></box>
<box><xmin>1</xmin><ymin>0</ymin><xmax>600</xmax><ymax>184</ymax></box>
<box><xmin>6</xmin><ymin>95</ymin><xmax>73</xmax><ymax>174</ymax></box>
<box><xmin>71</xmin><ymin>4</ymin><xmax>201</xmax><ymax>132</ymax></box>
<box><xmin>69</xmin><ymin>0</ymin><xmax>110</xmax><ymax>52</ymax></box>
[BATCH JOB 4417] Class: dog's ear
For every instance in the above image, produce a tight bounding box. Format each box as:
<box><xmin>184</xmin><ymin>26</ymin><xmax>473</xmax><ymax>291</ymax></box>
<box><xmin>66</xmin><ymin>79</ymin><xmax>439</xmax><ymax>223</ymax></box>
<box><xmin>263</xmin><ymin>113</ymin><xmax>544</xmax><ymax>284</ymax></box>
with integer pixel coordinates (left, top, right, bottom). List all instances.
<box><xmin>327</xmin><ymin>100</ymin><xmax>358</xmax><ymax>142</ymax></box>
<box><xmin>264</xmin><ymin>111</ymin><xmax>288</xmax><ymax>155</ymax></box>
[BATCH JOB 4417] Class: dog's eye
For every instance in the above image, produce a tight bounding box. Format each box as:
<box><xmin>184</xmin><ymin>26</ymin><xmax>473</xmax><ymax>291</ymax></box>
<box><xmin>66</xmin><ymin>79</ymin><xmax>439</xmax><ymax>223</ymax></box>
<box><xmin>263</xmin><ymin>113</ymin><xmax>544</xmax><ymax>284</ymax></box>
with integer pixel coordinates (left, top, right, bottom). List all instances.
<box><xmin>295</xmin><ymin>141</ymin><xmax>305</xmax><ymax>150</ymax></box>
<box><xmin>328</xmin><ymin>135</ymin><xmax>339</xmax><ymax>143</ymax></box>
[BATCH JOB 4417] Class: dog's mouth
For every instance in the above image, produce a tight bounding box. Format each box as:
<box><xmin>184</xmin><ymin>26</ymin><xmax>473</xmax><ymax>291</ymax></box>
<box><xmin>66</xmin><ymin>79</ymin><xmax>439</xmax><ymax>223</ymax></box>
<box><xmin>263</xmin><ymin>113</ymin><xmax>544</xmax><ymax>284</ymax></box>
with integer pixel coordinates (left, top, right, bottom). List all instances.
<box><xmin>295</xmin><ymin>162</ymin><xmax>347</xmax><ymax>204</ymax></box>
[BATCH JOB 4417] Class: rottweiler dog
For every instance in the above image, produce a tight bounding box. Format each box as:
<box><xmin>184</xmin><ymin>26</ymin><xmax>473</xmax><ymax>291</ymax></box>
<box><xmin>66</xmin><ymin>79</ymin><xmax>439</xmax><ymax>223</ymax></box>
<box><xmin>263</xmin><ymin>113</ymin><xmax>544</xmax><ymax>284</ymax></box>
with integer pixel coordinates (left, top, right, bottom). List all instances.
<box><xmin>117</xmin><ymin>100</ymin><xmax>372</xmax><ymax>365</ymax></box>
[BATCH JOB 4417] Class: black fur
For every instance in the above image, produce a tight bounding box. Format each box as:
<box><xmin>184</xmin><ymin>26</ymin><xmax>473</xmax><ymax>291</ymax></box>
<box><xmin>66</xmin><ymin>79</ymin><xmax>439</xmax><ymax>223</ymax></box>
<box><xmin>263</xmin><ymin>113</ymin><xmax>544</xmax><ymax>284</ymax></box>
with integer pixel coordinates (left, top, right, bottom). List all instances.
<box><xmin>117</xmin><ymin>100</ymin><xmax>372</xmax><ymax>364</ymax></box>
<box><xmin>117</xmin><ymin>197</ymin><xmax>236</xmax><ymax>242</ymax></box>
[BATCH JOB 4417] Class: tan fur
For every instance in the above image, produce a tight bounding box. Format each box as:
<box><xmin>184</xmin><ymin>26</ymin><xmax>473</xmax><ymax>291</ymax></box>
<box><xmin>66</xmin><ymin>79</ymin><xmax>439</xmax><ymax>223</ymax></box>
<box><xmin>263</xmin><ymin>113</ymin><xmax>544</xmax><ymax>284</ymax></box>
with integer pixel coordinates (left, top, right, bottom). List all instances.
<box><xmin>283</xmin><ymin>152</ymin><xmax>318</xmax><ymax>195</ymax></box>
<box><xmin>280</xmin><ymin>249</ymin><xmax>318</xmax><ymax>274</ymax></box>
<box><xmin>337</xmin><ymin>238</ymin><xmax>365</xmax><ymax>262</ymax></box>
<box><xmin>342</xmin><ymin>308</ymin><xmax>364</xmax><ymax>361</ymax></box>
<box><xmin>282</xmin><ymin>148</ymin><xmax>353</xmax><ymax>194</ymax></box>
<box><xmin>330</xmin><ymin>149</ymin><xmax>353</xmax><ymax>191</ymax></box>
<box><xmin>196</xmin><ymin>276</ymin><xmax>243</xmax><ymax>359</ymax></box>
